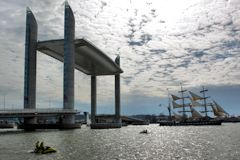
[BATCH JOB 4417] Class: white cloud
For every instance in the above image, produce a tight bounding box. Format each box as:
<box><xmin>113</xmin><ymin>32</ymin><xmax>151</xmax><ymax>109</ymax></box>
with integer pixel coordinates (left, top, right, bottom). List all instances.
<box><xmin>0</xmin><ymin>0</ymin><xmax>240</xmax><ymax>113</ymax></box>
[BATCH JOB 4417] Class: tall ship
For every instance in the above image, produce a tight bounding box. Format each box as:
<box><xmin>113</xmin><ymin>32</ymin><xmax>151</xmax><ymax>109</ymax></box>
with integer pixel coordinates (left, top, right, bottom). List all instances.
<box><xmin>159</xmin><ymin>84</ymin><xmax>228</xmax><ymax>126</ymax></box>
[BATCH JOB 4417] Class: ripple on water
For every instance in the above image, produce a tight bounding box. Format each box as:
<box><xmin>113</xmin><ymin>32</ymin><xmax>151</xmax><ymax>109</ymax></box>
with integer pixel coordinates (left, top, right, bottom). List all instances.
<box><xmin>0</xmin><ymin>124</ymin><xmax>240</xmax><ymax>160</ymax></box>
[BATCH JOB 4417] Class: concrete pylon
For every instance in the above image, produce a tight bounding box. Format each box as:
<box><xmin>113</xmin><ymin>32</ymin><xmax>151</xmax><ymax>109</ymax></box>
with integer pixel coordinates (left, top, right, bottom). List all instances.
<box><xmin>24</xmin><ymin>7</ymin><xmax>38</xmax><ymax>125</ymax></box>
<box><xmin>91</xmin><ymin>76</ymin><xmax>97</xmax><ymax>124</ymax></box>
<box><xmin>115</xmin><ymin>55</ymin><xmax>121</xmax><ymax>123</ymax></box>
<box><xmin>63</xmin><ymin>2</ymin><xmax>75</xmax><ymax>124</ymax></box>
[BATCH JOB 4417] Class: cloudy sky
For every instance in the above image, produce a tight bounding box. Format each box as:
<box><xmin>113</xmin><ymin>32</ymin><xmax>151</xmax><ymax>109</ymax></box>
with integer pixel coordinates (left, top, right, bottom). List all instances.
<box><xmin>0</xmin><ymin>0</ymin><xmax>240</xmax><ymax>116</ymax></box>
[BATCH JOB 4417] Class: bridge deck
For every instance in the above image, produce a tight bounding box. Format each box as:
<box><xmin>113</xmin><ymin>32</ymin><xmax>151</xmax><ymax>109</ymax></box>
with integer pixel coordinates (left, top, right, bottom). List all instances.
<box><xmin>37</xmin><ymin>39</ymin><xmax>123</xmax><ymax>76</ymax></box>
<box><xmin>0</xmin><ymin>108</ymin><xmax>79</xmax><ymax>118</ymax></box>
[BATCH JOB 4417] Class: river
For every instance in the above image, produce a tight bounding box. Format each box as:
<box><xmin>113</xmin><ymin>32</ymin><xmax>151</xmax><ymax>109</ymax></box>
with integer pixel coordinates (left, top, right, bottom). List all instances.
<box><xmin>0</xmin><ymin>123</ymin><xmax>239</xmax><ymax>160</ymax></box>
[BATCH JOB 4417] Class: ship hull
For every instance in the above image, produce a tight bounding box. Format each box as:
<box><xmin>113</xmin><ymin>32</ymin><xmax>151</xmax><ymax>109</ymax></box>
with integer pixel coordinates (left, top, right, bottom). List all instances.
<box><xmin>159</xmin><ymin>120</ymin><xmax>222</xmax><ymax>126</ymax></box>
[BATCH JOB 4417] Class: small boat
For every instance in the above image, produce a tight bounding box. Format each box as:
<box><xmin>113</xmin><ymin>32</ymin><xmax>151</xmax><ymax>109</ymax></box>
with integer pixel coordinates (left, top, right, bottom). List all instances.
<box><xmin>139</xmin><ymin>129</ymin><xmax>148</xmax><ymax>134</ymax></box>
<box><xmin>33</xmin><ymin>141</ymin><xmax>56</xmax><ymax>154</ymax></box>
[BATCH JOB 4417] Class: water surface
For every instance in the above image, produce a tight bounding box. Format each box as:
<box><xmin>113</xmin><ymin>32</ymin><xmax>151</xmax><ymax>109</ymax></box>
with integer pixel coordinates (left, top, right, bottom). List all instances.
<box><xmin>0</xmin><ymin>124</ymin><xmax>239</xmax><ymax>160</ymax></box>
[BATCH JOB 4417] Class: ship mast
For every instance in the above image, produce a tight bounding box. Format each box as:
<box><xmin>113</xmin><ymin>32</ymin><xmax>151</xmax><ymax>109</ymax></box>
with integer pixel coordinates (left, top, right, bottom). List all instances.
<box><xmin>200</xmin><ymin>86</ymin><xmax>210</xmax><ymax>117</ymax></box>
<box><xmin>178</xmin><ymin>83</ymin><xmax>188</xmax><ymax>119</ymax></box>
<box><xmin>167</xmin><ymin>88</ymin><xmax>172</xmax><ymax>121</ymax></box>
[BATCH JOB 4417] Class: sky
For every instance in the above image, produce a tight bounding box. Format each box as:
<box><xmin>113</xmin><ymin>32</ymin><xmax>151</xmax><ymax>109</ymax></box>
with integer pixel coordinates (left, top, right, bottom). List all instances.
<box><xmin>0</xmin><ymin>0</ymin><xmax>240</xmax><ymax>116</ymax></box>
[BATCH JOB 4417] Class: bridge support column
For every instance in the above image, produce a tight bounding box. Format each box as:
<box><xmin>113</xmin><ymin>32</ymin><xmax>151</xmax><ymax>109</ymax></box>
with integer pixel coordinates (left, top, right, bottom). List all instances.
<box><xmin>63</xmin><ymin>2</ymin><xmax>75</xmax><ymax>125</ymax></box>
<box><xmin>91</xmin><ymin>76</ymin><xmax>97</xmax><ymax>125</ymax></box>
<box><xmin>115</xmin><ymin>55</ymin><xmax>121</xmax><ymax>124</ymax></box>
<box><xmin>23</xmin><ymin>8</ymin><xmax>38</xmax><ymax>127</ymax></box>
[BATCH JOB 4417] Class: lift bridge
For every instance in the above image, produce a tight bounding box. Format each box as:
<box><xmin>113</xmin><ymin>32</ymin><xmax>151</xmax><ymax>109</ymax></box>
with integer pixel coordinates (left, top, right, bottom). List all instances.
<box><xmin>2</xmin><ymin>2</ymin><xmax>123</xmax><ymax>130</ymax></box>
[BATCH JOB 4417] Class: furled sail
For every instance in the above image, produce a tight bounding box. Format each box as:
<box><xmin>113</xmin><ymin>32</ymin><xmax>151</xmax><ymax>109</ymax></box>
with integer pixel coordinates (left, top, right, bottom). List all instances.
<box><xmin>213</xmin><ymin>100</ymin><xmax>228</xmax><ymax>115</ymax></box>
<box><xmin>172</xmin><ymin>101</ymin><xmax>183</xmax><ymax>109</ymax></box>
<box><xmin>191</xmin><ymin>108</ymin><xmax>203</xmax><ymax>119</ymax></box>
<box><xmin>190</xmin><ymin>98</ymin><xmax>204</xmax><ymax>107</ymax></box>
<box><xmin>171</xmin><ymin>94</ymin><xmax>181</xmax><ymax>101</ymax></box>
<box><xmin>211</xmin><ymin>105</ymin><xmax>225</xmax><ymax>117</ymax></box>
<box><xmin>189</xmin><ymin>91</ymin><xmax>203</xmax><ymax>101</ymax></box>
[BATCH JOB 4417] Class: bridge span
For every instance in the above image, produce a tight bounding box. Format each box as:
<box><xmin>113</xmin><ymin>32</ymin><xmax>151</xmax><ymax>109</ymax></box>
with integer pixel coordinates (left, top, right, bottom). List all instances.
<box><xmin>0</xmin><ymin>108</ymin><xmax>79</xmax><ymax>118</ymax></box>
<box><xmin>20</xmin><ymin>2</ymin><xmax>123</xmax><ymax>129</ymax></box>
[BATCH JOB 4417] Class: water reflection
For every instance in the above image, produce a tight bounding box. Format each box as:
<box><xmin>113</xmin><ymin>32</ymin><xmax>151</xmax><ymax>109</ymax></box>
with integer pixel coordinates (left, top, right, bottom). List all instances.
<box><xmin>0</xmin><ymin>124</ymin><xmax>239</xmax><ymax>160</ymax></box>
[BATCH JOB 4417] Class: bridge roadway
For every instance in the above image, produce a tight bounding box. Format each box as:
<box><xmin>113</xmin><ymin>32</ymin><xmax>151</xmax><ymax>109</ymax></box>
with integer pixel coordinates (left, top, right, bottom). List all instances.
<box><xmin>0</xmin><ymin>108</ymin><xmax>79</xmax><ymax>118</ymax></box>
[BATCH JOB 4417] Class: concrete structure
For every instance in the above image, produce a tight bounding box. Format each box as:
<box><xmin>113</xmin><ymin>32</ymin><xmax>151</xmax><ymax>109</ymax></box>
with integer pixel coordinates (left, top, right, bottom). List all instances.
<box><xmin>91</xmin><ymin>76</ymin><xmax>96</xmax><ymax>124</ymax></box>
<box><xmin>37</xmin><ymin>39</ymin><xmax>122</xmax><ymax>75</ymax></box>
<box><xmin>23</xmin><ymin>3</ymin><xmax>123</xmax><ymax>129</ymax></box>
<box><xmin>0</xmin><ymin>108</ymin><xmax>78</xmax><ymax>118</ymax></box>
<box><xmin>115</xmin><ymin>55</ymin><xmax>121</xmax><ymax>123</ymax></box>
<box><xmin>63</xmin><ymin>2</ymin><xmax>75</xmax><ymax>124</ymax></box>
<box><xmin>93</xmin><ymin>115</ymin><xmax>150</xmax><ymax>127</ymax></box>
<box><xmin>0</xmin><ymin>108</ymin><xmax>80</xmax><ymax>129</ymax></box>
<box><xmin>23</xmin><ymin>8</ymin><xmax>38</xmax><ymax>125</ymax></box>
